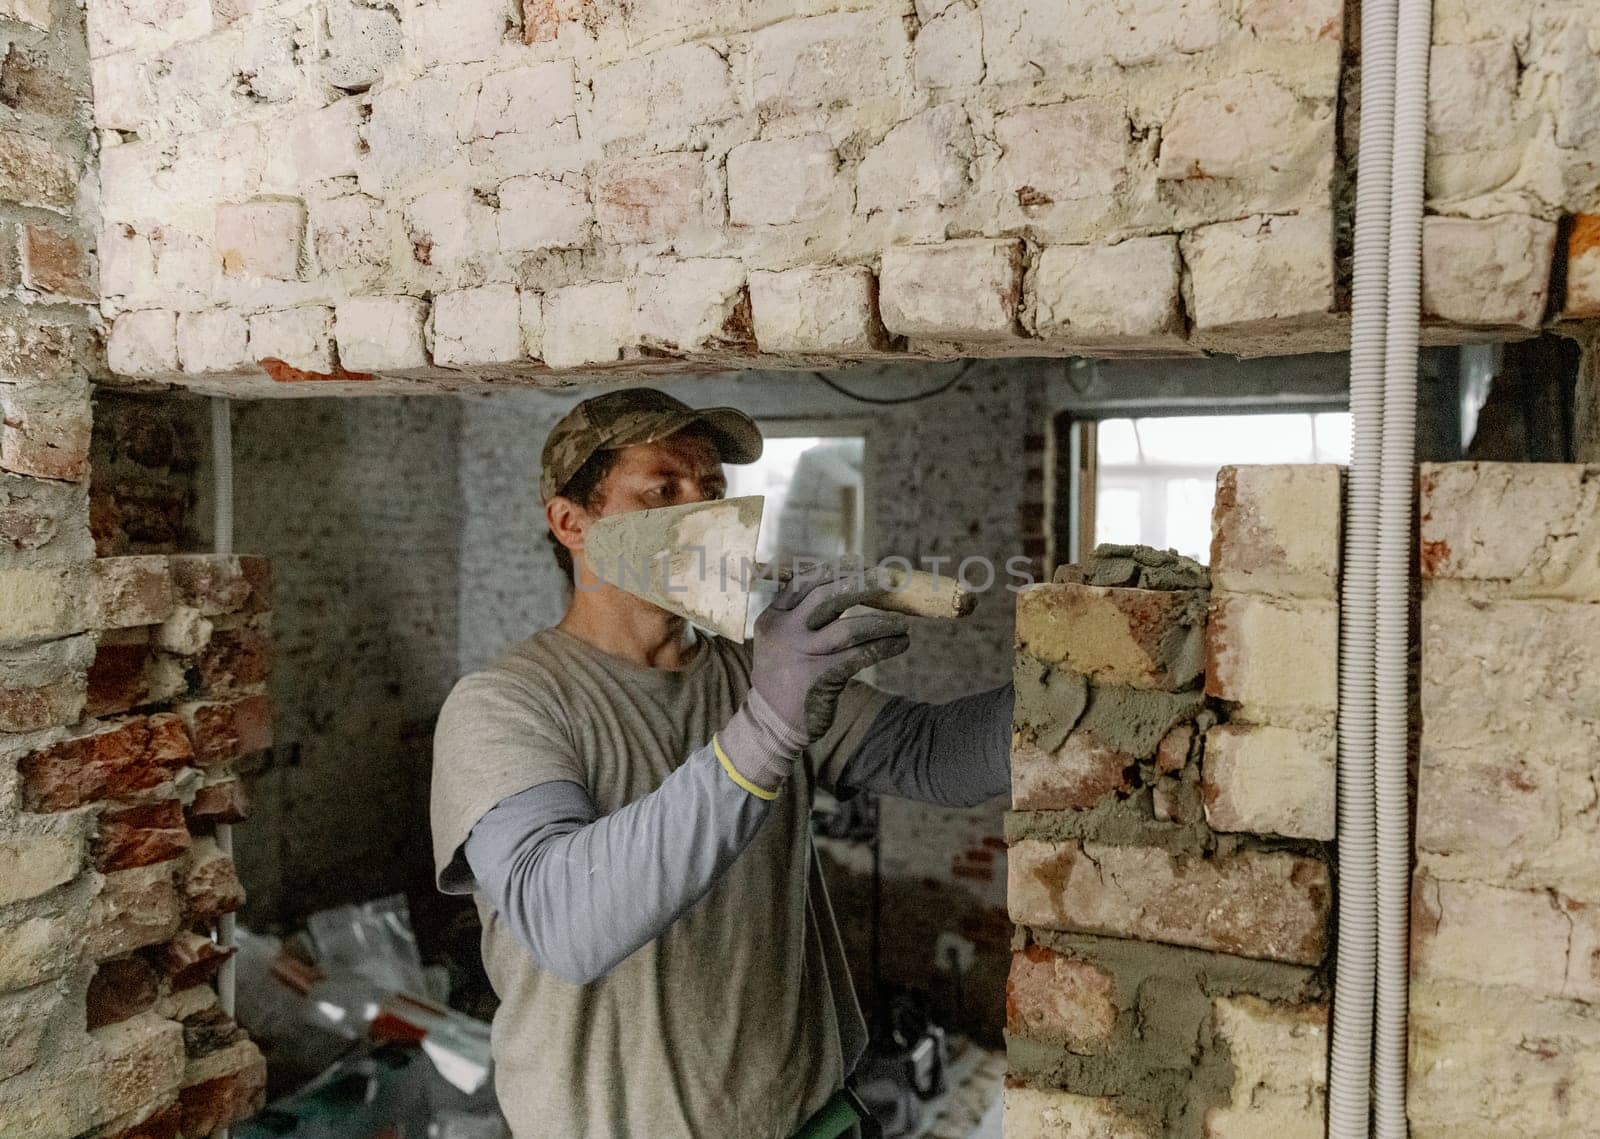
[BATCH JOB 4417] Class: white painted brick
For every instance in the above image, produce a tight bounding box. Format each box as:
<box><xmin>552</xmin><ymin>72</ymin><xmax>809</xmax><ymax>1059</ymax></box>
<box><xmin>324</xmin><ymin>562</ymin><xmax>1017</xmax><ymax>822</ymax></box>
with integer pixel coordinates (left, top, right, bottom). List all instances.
<box><xmin>593</xmin><ymin>153</ymin><xmax>713</xmax><ymax>245</ymax></box>
<box><xmin>727</xmin><ymin>135</ymin><xmax>841</xmax><ymax>227</ymax></box>
<box><xmin>90</xmin><ymin>52</ymin><xmax>149</xmax><ymax>132</ymax></box>
<box><xmin>1553</xmin><ymin>16</ymin><xmax>1600</xmax><ymax>150</ymax></box>
<box><xmin>856</xmin><ymin>105</ymin><xmax>972</xmax><ymax>216</ymax></box>
<box><xmin>543</xmin><ymin>282</ymin><xmax>633</xmax><ymax>369</ymax></box>
<box><xmin>1239</xmin><ymin>0</ymin><xmax>1342</xmax><ymax>41</ymax></box>
<box><xmin>86</xmin><ymin>0</ymin><xmax>210</xmax><ymax>58</ymax></box>
<box><xmin>591</xmin><ymin>43</ymin><xmax>736</xmax><ymax>148</ymax></box>
<box><xmin>177</xmin><ymin>310</ymin><xmax>250</xmax><ymax>374</ymax></box>
<box><xmin>981</xmin><ymin>0</ymin><xmax>1228</xmax><ymax>83</ymax></box>
<box><xmin>1428</xmin><ymin>43</ymin><xmax>1519</xmax><ymax>153</ymax></box>
<box><xmin>749</xmin><ymin>11</ymin><xmax>912</xmax><ymax>118</ymax></box>
<box><xmin>0</xmin><ymin>0</ymin><xmax>51</xmax><ymax>29</ymax></box>
<box><xmin>634</xmin><ymin>259</ymin><xmax>751</xmax><ymax>354</ymax></box>
<box><xmin>497</xmin><ymin>174</ymin><xmax>591</xmax><ymax>252</ymax></box>
<box><xmin>404</xmin><ymin>0</ymin><xmax>515</xmax><ymax>68</ymax></box>
<box><xmin>1413</xmin><ymin>874</ymin><xmax>1570</xmax><ymax>996</ymax></box>
<box><xmin>361</xmin><ymin>73</ymin><xmax>468</xmax><ymax>194</ymax></box>
<box><xmin>107</xmin><ymin>310</ymin><xmax>178</xmax><ymax>376</ymax></box>
<box><xmin>520</xmin><ymin>291</ymin><xmax>544</xmax><ymax>361</ymax></box>
<box><xmin>248</xmin><ymin>306</ymin><xmax>335</xmax><ymax>372</ymax></box>
<box><xmin>431</xmin><ymin>285</ymin><xmax>524</xmax><ymax>367</ymax></box>
<box><xmin>335</xmin><ymin>296</ymin><xmax>431</xmax><ymax>371</ymax></box>
<box><xmin>263</xmin><ymin>100</ymin><xmax>364</xmax><ymax>192</ymax></box>
<box><xmin>879</xmin><ymin>240</ymin><xmax>1022</xmax><ymax>340</ymax></box>
<box><xmin>1158</xmin><ymin>74</ymin><xmax>1333</xmax><ymax>182</ymax></box>
<box><xmin>1030</xmin><ymin>237</ymin><xmax>1183</xmax><ymax>347</ymax></box>
<box><xmin>993</xmin><ymin>99</ymin><xmax>1128</xmax><ymax>206</ymax></box>
<box><xmin>472</xmin><ymin>60</ymin><xmax>578</xmax><ymax>148</ymax></box>
<box><xmin>914</xmin><ymin>5</ymin><xmax>984</xmax><ymax>89</ymax></box>
<box><xmin>310</xmin><ymin>194</ymin><xmax>390</xmax><ymax>274</ymax></box>
<box><xmin>403</xmin><ymin>187</ymin><xmax>497</xmax><ymax>267</ymax></box>
<box><xmin>1202</xmin><ymin>723</ymin><xmax>1336</xmax><ymax>841</ymax></box>
<box><xmin>749</xmin><ymin>265</ymin><xmax>886</xmax><ymax>354</ymax></box>
<box><xmin>215</xmin><ymin>199</ymin><xmax>305</xmax><ymax>280</ymax></box>
<box><xmin>1181</xmin><ymin>212</ymin><xmax>1335</xmax><ymax>332</ymax></box>
<box><xmin>1421</xmin><ymin>215</ymin><xmax>1556</xmax><ymax>329</ymax></box>
<box><xmin>324</xmin><ymin>0</ymin><xmax>402</xmax><ymax>90</ymax></box>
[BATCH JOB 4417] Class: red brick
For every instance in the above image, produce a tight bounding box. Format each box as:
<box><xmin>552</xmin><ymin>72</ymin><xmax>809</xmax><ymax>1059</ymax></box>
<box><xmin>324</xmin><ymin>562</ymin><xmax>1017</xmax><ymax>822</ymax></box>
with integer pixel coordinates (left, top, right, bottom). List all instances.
<box><xmin>19</xmin><ymin>714</ymin><xmax>194</xmax><ymax>812</ymax></box>
<box><xmin>85</xmin><ymin>633</ymin><xmax>185</xmax><ymax>719</ymax></box>
<box><xmin>87</xmin><ymin>955</ymin><xmax>160</xmax><ymax>1030</ymax></box>
<box><xmin>193</xmin><ymin>623</ymin><xmax>271</xmax><ymax>695</ymax></box>
<box><xmin>1005</xmin><ymin>945</ymin><xmax>1118</xmax><ymax>1051</ymax></box>
<box><xmin>178</xmin><ymin>1005</ymin><xmax>245</xmax><ymax>1059</ymax></box>
<box><xmin>90</xmin><ymin>481</ymin><xmax>190</xmax><ymax>557</ymax></box>
<box><xmin>1156</xmin><ymin>723</ymin><xmax>1193</xmax><ymax>774</ymax></box>
<box><xmin>181</xmin><ymin>837</ymin><xmax>245</xmax><ymax>924</ymax></box>
<box><xmin>0</xmin><ymin>633</ymin><xmax>92</xmax><ymax>731</ymax></box>
<box><xmin>90</xmin><ymin>556</ymin><xmax>176</xmax><ymax>630</ymax></box>
<box><xmin>178</xmin><ymin>1041</ymin><xmax>266</xmax><ymax>1137</ymax></box>
<box><xmin>187</xmin><ymin>780</ymin><xmax>248</xmax><ymax>826</ymax></box>
<box><xmin>20</xmin><ymin>223</ymin><xmax>94</xmax><ymax>301</ymax></box>
<box><xmin>93</xmin><ymin>801</ymin><xmax>191</xmax><ymax>872</ymax></box>
<box><xmin>1011</xmin><ymin>734</ymin><xmax>1133</xmax><ymax>811</ymax></box>
<box><xmin>97</xmin><ymin>1101</ymin><xmax>181</xmax><ymax>1139</ymax></box>
<box><xmin>1016</xmin><ymin>582</ymin><xmax>1206</xmax><ymax>692</ymax></box>
<box><xmin>151</xmin><ymin>930</ymin><xmax>233</xmax><ymax>991</ymax></box>
<box><xmin>169</xmin><ymin>555</ymin><xmax>269</xmax><ymax>616</ymax></box>
<box><xmin>177</xmin><ymin>695</ymin><xmax>272</xmax><ymax>766</ymax></box>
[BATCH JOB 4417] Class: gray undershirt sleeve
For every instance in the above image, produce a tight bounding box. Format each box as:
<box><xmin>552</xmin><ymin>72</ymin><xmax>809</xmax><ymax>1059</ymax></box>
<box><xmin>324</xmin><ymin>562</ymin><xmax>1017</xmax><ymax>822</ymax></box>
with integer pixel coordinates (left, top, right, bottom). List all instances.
<box><xmin>463</xmin><ymin>742</ymin><xmax>771</xmax><ymax>986</ymax></box>
<box><xmin>833</xmin><ymin>683</ymin><xmax>1014</xmax><ymax>808</ymax></box>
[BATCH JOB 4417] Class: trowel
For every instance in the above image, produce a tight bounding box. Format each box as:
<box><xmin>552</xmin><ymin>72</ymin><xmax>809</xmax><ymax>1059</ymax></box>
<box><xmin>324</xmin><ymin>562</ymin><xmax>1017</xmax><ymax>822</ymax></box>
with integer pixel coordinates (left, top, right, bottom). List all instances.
<box><xmin>583</xmin><ymin>496</ymin><xmax>977</xmax><ymax>642</ymax></box>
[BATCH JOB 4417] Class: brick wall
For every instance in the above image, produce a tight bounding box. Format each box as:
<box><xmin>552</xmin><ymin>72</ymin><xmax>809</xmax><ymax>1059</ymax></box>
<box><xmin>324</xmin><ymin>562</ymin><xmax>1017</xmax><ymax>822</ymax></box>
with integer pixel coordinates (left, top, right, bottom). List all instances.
<box><xmin>81</xmin><ymin>0</ymin><xmax>1600</xmax><ymax>392</ymax></box>
<box><xmin>1004</xmin><ymin>468</ymin><xmax>1339</xmax><ymax>1136</ymax></box>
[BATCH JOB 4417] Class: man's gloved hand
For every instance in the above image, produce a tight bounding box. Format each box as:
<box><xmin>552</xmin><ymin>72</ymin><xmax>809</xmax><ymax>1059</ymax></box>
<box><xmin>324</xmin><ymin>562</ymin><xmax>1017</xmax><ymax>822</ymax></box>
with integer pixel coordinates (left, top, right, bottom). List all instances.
<box><xmin>716</xmin><ymin>566</ymin><xmax>911</xmax><ymax>795</ymax></box>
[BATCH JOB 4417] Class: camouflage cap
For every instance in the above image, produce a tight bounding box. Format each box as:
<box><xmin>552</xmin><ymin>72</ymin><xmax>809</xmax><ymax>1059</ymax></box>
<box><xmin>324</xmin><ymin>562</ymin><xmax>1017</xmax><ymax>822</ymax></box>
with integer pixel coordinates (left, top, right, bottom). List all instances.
<box><xmin>540</xmin><ymin>387</ymin><xmax>763</xmax><ymax>502</ymax></box>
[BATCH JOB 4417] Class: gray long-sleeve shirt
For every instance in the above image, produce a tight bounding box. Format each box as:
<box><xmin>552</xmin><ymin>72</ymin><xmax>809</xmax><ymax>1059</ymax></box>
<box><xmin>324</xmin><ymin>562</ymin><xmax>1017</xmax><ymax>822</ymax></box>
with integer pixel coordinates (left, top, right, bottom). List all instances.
<box><xmin>464</xmin><ymin>684</ymin><xmax>1012</xmax><ymax>986</ymax></box>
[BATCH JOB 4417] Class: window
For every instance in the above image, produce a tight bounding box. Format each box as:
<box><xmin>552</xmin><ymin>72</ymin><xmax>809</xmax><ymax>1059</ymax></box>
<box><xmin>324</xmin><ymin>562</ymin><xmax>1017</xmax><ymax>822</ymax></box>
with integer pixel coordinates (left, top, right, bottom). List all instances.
<box><xmin>1093</xmin><ymin>412</ymin><xmax>1351</xmax><ymax>561</ymax></box>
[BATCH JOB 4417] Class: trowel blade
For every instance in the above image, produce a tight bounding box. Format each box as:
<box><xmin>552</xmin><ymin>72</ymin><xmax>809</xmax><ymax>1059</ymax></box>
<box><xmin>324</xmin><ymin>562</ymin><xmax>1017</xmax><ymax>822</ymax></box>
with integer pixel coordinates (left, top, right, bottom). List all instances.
<box><xmin>583</xmin><ymin>495</ymin><xmax>765</xmax><ymax>642</ymax></box>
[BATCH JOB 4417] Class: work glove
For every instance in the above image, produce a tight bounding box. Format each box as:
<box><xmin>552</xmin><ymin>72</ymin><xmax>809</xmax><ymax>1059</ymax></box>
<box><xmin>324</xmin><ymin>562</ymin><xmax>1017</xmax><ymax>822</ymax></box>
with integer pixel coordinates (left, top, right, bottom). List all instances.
<box><xmin>716</xmin><ymin>565</ymin><xmax>911</xmax><ymax>794</ymax></box>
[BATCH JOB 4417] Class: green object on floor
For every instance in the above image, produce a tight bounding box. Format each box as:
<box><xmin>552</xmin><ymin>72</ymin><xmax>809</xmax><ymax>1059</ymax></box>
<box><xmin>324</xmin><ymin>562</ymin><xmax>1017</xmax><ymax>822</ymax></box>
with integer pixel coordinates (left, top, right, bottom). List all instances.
<box><xmin>791</xmin><ymin>1088</ymin><xmax>870</xmax><ymax>1139</ymax></box>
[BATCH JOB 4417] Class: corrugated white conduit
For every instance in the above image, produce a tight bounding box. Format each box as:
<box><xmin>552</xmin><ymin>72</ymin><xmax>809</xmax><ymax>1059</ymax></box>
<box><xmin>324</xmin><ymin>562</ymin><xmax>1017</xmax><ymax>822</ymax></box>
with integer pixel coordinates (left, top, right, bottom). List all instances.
<box><xmin>1329</xmin><ymin>0</ymin><xmax>1429</xmax><ymax>1131</ymax></box>
<box><xmin>211</xmin><ymin>397</ymin><xmax>237</xmax><ymax>1139</ymax></box>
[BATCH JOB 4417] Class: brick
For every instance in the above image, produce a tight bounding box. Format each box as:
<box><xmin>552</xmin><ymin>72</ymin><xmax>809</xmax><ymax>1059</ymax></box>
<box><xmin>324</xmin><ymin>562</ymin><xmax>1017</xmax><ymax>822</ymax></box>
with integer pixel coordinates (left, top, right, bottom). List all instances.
<box><xmin>0</xmin><ymin>914</ymin><xmax>78</xmax><ymax>992</ymax></box>
<box><xmin>151</xmin><ymin>930</ymin><xmax>232</xmax><ymax>992</ymax></box>
<box><xmin>249</xmin><ymin>306</ymin><xmax>336</xmax><ymax>373</ymax></box>
<box><xmin>181</xmin><ymin>836</ymin><xmax>245</xmax><ymax>923</ymax></box>
<box><xmin>0</xmin><ymin>563</ymin><xmax>86</xmax><ymax>640</ymax></box>
<box><xmin>86</xmin><ymin>0</ymin><xmax>209</xmax><ymax>57</ymax></box>
<box><xmin>176</xmin><ymin>694</ymin><xmax>272</xmax><ymax>766</ymax></box>
<box><xmin>590</xmin><ymin>44</ymin><xmax>733</xmax><ymax>149</ymax></box>
<box><xmin>87</xmin><ymin>956</ymin><xmax>160</xmax><ymax>1030</ymax></box>
<box><xmin>175</xmin><ymin>309</ymin><xmax>249</xmax><ymax>374</ymax></box>
<box><xmin>594</xmin><ymin>152</ymin><xmax>712</xmax><ymax>245</ymax></box>
<box><xmin>86</xmin><ymin>632</ymin><xmax>187</xmax><ymax>719</ymax></box>
<box><xmin>856</xmin><ymin>106</ymin><xmax>973</xmax><ymax>216</ymax></box>
<box><xmin>1008</xmin><ymin>838</ymin><xmax>1329</xmax><ymax>965</ymax></box>
<box><xmin>264</xmin><ymin>102</ymin><xmax>363</xmax><ymax>190</ymax></box>
<box><xmin>335</xmin><ymin>296</ymin><xmax>430</xmax><ymax>372</ymax></box>
<box><xmin>1030</xmin><ymin>238</ymin><xmax>1184</xmax><ymax>348</ymax></box>
<box><xmin>0</xmin><ymin>834</ymin><xmax>80</xmax><ymax>906</ymax></box>
<box><xmin>0</xmin><ymin>384</ymin><xmax>91</xmax><ymax>481</ymax></box>
<box><xmin>155</xmin><ymin>607</ymin><xmax>212</xmax><ymax>656</ymax></box>
<box><xmin>1017</xmin><ymin>582</ymin><xmax>1206</xmax><ymax>691</ymax></box>
<box><xmin>19</xmin><ymin>714</ymin><xmax>193</xmax><ymax>812</ymax></box>
<box><xmin>1239</xmin><ymin>0</ymin><xmax>1341</xmax><ymax>40</ymax></box>
<box><xmin>727</xmin><ymin>135</ymin><xmax>841</xmax><ymax>227</ymax></box>
<box><xmin>1156</xmin><ymin>723</ymin><xmax>1193</xmax><ymax>774</ymax></box>
<box><xmin>749</xmin><ymin>266</ymin><xmax>889</xmax><ymax>355</ymax></box>
<box><xmin>178</xmin><ymin>1004</ymin><xmax>246</xmax><ymax>1059</ymax></box>
<box><xmin>1005</xmin><ymin>945</ymin><xmax>1117</xmax><ymax>1051</ymax></box>
<box><xmin>1205</xmin><ymin>592</ymin><xmax>1336</xmax><ymax>728</ymax></box>
<box><xmin>0</xmin><ymin>0</ymin><xmax>51</xmax><ymax>28</ymax></box>
<box><xmin>497</xmin><ymin>174</ymin><xmax>590</xmax><ymax>252</ymax></box>
<box><xmin>993</xmin><ymin>99</ymin><xmax>1128</xmax><ymax>209</ymax></box>
<box><xmin>0</xmin><ymin>317</ymin><xmax>74</xmax><ymax>384</ymax></box>
<box><xmin>92</xmin><ymin>1014</ymin><xmax>189</xmax><ymax>1130</ymax></box>
<box><xmin>634</xmin><ymin>260</ymin><xmax>753</xmax><ymax>356</ymax></box>
<box><xmin>98</xmin><ymin>1100</ymin><xmax>182</xmax><ymax>1139</ymax></box>
<box><xmin>1412</xmin><ymin>873</ymin><xmax>1569</xmax><ymax>997</ymax></box>
<box><xmin>0</xmin><ymin>128</ymin><xmax>78</xmax><ymax>213</ymax></box>
<box><xmin>1210</xmin><ymin>465</ymin><xmax>1341</xmax><ymax>599</ymax></box>
<box><xmin>188</xmin><ymin>779</ymin><xmax>248</xmax><ymax>826</ymax></box>
<box><xmin>914</xmin><ymin>6</ymin><xmax>983</xmax><ymax>89</ymax></box>
<box><xmin>1427</xmin><ymin>43</ymin><xmax>1518</xmax><ymax>153</ymax></box>
<box><xmin>215</xmin><ymin>200</ymin><xmax>304</xmax><ymax>281</ymax></box>
<box><xmin>1202</xmin><ymin>723</ymin><xmax>1335</xmax><ymax>841</ymax></box>
<box><xmin>107</xmin><ymin>311</ymin><xmax>178</xmax><ymax>377</ymax></box>
<box><xmin>170</xmin><ymin>555</ymin><xmax>270</xmax><ymax>616</ymax></box>
<box><xmin>1418</xmin><ymin>462</ymin><xmax>1600</xmax><ymax>595</ymax></box>
<box><xmin>1421</xmin><ymin>215</ymin><xmax>1556</xmax><ymax>329</ymax></box>
<box><xmin>1565</xmin><ymin>215</ymin><xmax>1600</xmax><ymax>318</ymax></box>
<box><xmin>981</xmin><ymin>0</ymin><xmax>1228</xmax><ymax>82</ymax></box>
<box><xmin>1181</xmin><ymin>213</ymin><xmax>1335</xmax><ymax>337</ymax></box>
<box><xmin>1010</xmin><ymin>734</ymin><xmax>1134</xmax><ymax>812</ymax></box>
<box><xmin>880</xmin><ymin>240</ymin><xmax>1023</xmax><ymax>340</ymax></box>
<box><xmin>360</xmin><ymin>73</ymin><xmax>464</xmax><ymax>194</ymax></box>
<box><xmin>1158</xmin><ymin>74</ymin><xmax>1332</xmax><ymax>185</ymax></box>
<box><xmin>1001</xmin><ymin>1085</ymin><xmax>1158</xmax><ymax>1138</ymax></box>
<box><xmin>431</xmin><ymin>285</ymin><xmax>524</xmax><ymax>368</ymax></box>
<box><xmin>1414</xmin><ymin>745</ymin><xmax>1564</xmax><ymax>889</ymax></box>
<box><xmin>89</xmin><ymin>864</ymin><xmax>183</xmax><ymax>961</ymax></box>
<box><xmin>0</xmin><ymin>980</ymin><xmax>64</xmax><ymax>1080</ymax></box>
<box><xmin>90</xmin><ymin>556</ymin><xmax>176</xmax><ymax>630</ymax></box>
<box><xmin>542</xmin><ymin>281</ymin><xmax>634</xmax><ymax>369</ymax></box>
<box><xmin>403</xmin><ymin>187</ymin><xmax>496</xmax><ymax>267</ymax></box>
<box><xmin>323</xmin><ymin>0</ymin><xmax>402</xmax><ymax>89</ymax></box>
<box><xmin>91</xmin><ymin>53</ymin><xmax>151</xmax><ymax>132</ymax></box>
<box><xmin>93</xmin><ymin>802</ymin><xmax>190</xmax><ymax>873</ymax></box>
<box><xmin>472</xmin><ymin>59</ymin><xmax>577</xmax><ymax>148</ymax></box>
<box><xmin>0</xmin><ymin>634</ymin><xmax>93</xmax><ymax>732</ymax></box>
<box><xmin>520</xmin><ymin>291</ymin><xmax>544</xmax><ymax>361</ymax></box>
<box><xmin>178</xmin><ymin>1039</ymin><xmax>266</xmax><ymax>1136</ymax></box>
<box><xmin>0</xmin><ymin>472</ymin><xmax>88</xmax><ymax>560</ymax></box>
<box><xmin>522</xmin><ymin>0</ymin><xmax>584</xmax><ymax>42</ymax></box>
<box><xmin>403</xmin><ymin>0</ymin><xmax>513</xmax><ymax>67</ymax></box>
<box><xmin>20</xmin><ymin>224</ymin><xmax>94</xmax><ymax>301</ymax></box>
<box><xmin>749</xmin><ymin>11</ymin><xmax>912</xmax><ymax>118</ymax></box>
<box><xmin>1205</xmin><ymin>996</ymin><xmax>1328</xmax><ymax>1138</ymax></box>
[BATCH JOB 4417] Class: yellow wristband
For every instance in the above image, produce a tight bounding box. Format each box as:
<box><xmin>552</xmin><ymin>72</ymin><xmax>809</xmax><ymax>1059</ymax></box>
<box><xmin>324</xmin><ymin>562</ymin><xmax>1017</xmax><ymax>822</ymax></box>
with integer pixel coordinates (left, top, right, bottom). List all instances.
<box><xmin>713</xmin><ymin>734</ymin><xmax>780</xmax><ymax>801</ymax></box>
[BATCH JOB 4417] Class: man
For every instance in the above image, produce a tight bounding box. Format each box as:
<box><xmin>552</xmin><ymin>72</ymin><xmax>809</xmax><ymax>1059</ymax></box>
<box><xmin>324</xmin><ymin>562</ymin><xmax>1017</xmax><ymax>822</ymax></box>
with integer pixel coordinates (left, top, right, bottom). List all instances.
<box><xmin>431</xmin><ymin>388</ymin><xmax>1013</xmax><ymax>1138</ymax></box>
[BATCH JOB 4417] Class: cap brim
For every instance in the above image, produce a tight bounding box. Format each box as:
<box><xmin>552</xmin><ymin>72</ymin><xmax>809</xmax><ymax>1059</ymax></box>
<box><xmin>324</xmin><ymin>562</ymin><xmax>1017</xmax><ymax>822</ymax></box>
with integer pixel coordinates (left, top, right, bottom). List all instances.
<box><xmin>606</xmin><ymin>406</ymin><xmax>763</xmax><ymax>465</ymax></box>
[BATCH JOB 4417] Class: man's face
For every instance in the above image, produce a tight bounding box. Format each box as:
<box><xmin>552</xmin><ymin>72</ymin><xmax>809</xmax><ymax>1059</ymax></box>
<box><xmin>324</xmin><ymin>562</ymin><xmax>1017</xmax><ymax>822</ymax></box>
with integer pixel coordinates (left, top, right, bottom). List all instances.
<box><xmin>592</xmin><ymin>430</ymin><xmax>727</xmax><ymax>518</ymax></box>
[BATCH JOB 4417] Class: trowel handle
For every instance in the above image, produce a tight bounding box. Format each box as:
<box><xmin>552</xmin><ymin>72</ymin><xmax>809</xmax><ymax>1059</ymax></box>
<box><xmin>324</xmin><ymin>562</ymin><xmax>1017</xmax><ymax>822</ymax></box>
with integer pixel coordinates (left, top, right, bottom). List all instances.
<box><xmin>757</xmin><ymin>562</ymin><xmax>977</xmax><ymax>621</ymax></box>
